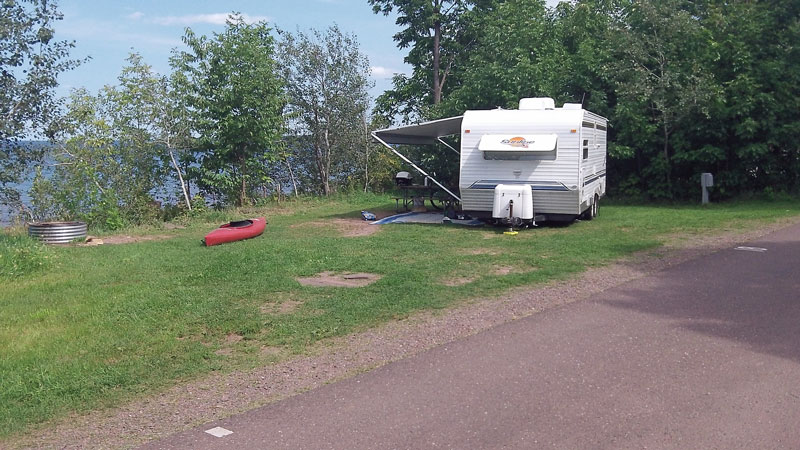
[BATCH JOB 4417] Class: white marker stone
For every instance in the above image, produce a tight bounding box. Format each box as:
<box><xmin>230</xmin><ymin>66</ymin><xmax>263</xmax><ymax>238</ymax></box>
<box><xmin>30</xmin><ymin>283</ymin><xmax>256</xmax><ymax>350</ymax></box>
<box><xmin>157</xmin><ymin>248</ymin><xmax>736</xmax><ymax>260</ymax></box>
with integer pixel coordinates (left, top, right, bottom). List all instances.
<box><xmin>734</xmin><ymin>246</ymin><xmax>767</xmax><ymax>252</ymax></box>
<box><xmin>205</xmin><ymin>426</ymin><xmax>233</xmax><ymax>438</ymax></box>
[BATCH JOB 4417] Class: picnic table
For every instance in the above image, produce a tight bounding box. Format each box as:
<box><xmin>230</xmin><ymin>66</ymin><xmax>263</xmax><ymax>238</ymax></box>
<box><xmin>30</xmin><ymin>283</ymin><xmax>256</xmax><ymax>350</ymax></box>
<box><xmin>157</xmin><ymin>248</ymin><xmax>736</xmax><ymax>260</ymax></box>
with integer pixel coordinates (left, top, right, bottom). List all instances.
<box><xmin>393</xmin><ymin>184</ymin><xmax>455</xmax><ymax>213</ymax></box>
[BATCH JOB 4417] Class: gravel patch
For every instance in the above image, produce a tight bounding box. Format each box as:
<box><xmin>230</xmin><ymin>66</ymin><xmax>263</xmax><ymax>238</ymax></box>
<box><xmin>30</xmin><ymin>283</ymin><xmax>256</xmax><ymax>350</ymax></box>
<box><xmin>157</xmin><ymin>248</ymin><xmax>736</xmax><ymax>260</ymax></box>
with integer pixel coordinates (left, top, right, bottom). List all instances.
<box><xmin>7</xmin><ymin>217</ymin><xmax>799</xmax><ymax>449</ymax></box>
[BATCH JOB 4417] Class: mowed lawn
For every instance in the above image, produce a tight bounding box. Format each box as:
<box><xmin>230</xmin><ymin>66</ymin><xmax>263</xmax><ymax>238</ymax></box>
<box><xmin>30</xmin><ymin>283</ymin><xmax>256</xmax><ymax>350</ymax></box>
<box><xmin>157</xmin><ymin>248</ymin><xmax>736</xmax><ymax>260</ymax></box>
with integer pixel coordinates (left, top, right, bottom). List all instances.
<box><xmin>1</xmin><ymin>194</ymin><xmax>798</xmax><ymax>437</ymax></box>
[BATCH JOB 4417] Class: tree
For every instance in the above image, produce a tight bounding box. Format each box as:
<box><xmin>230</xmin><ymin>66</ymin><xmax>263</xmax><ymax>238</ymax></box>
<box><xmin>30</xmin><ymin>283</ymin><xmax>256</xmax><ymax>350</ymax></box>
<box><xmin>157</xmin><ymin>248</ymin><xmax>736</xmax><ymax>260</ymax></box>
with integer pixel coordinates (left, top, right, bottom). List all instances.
<box><xmin>151</xmin><ymin>64</ymin><xmax>195</xmax><ymax>210</ymax></box>
<box><xmin>33</xmin><ymin>65</ymin><xmax>169</xmax><ymax>228</ymax></box>
<box><xmin>609</xmin><ymin>0</ymin><xmax>717</xmax><ymax>197</ymax></box>
<box><xmin>691</xmin><ymin>0</ymin><xmax>800</xmax><ymax>196</ymax></box>
<box><xmin>440</xmin><ymin>0</ymin><xmax>559</xmax><ymax>113</ymax></box>
<box><xmin>369</xmin><ymin>0</ymin><xmax>494</xmax><ymax>120</ymax></box>
<box><xmin>31</xmin><ymin>53</ymin><xmax>204</xmax><ymax>225</ymax></box>
<box><xmin>1</xmin><ymin>0</ymin><xmax>82</xmax><ymax>212</ymax></box>
<box><xmin>172</xmin><ymin>14</ymin><xmax>286</xmax><ymax>206</ymax></box>
<box><xmin>278</xmin><ymin>25</ymin><xmax>373</xmax><ymax>195</ymax></box>
<box><xmin>392</xmin><ymin>0</ymin><xmax>559</xmax><ymax>188</ymax></box>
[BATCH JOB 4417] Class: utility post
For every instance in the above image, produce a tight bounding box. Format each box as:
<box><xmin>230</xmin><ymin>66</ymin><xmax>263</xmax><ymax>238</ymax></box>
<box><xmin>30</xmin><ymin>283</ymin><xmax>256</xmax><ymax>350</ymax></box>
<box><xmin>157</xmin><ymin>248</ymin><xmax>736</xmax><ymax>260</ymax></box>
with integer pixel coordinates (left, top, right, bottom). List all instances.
<box><xmin>701</xmin><ymin>173</ymin><xmax>714</xmax><ymax>205</ymax></box>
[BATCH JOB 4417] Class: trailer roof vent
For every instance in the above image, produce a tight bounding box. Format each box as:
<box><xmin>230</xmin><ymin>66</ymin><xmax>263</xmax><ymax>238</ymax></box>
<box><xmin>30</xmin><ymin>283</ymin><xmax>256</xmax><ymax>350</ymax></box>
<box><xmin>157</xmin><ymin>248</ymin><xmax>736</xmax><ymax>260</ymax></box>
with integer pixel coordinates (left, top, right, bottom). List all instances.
<box><xmin>562</xmin><ymin>103</ymin><xmax>583</xmax><ymax>110</ymax></box>
<box><xmin>519</xmin><ymin>97</ymin><xmax>555</xmax><ymax>110</ymax></box>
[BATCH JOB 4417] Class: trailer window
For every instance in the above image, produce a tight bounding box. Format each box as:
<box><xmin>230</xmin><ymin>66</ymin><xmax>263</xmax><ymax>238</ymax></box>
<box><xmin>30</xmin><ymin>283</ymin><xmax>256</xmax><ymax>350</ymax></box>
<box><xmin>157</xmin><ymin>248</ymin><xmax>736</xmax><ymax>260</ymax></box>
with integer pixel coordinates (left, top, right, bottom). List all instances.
<box><xmin>484</xmin><ymin>151</ymin><xmax>556</xmax><ymax>161</ymax></box>
<box><xmin>582</xmin><ymin>139</ymin><xmax>589</xmax><ymax>160</ymax></box>
<box><xmin>479</xmin><ymin>133</ymin><xmax>558</xmax><ymax>161</ymax></box>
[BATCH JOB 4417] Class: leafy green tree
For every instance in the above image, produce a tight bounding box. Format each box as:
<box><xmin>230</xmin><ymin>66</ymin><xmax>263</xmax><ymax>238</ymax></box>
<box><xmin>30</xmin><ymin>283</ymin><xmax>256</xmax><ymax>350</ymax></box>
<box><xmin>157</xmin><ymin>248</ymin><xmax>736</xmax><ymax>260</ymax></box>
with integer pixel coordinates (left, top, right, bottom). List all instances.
<box><xmin>33</xmin><ymin>88</ymin><xmax>121</xmax><ymax>227</ymax></box>
<box><xmin>692</xmin><ymin>0</ymin><xmax>800</xmax><ymax>196</ymax></box>
<box><xmin>151</xmin><ymin>63</ymin><xmax>195</xmax><ymax>210</ymax></box>
<box><xmin>278</xmin><ymin>25</ymin><xmax>373</xmax><ymax>195</ymax></box>
<box><xmin>1</xmin><ymin>0</ymin><xmax>82</xmax><ymax>212</ymax></box>
<box><xmin>551</xmin><ymin>0</ymin><xmax>622</xmax><ymax>116</ymax></box>
<box><xmin>172</xmin><ymin>14</ymin><xmax>286</xmax><ymax>206</ymax></box>
<box><xmin>440</xmin><ymin>0</ymin><xmax>559</xmax><ymax>113</ymax></box>
<box><xmin>399</xmin><ymin>0</ymin><xmax>558</xmax><ymax>188</ymax></box>
<box><xmin>31</xmin><ymin>55</ymin><xmax>179</xmax><ymax>227</ymax></box>
<box><xmin>609</xmin><ymin>0</ymin><xmax>718</xmax><ymax>197</ymax></box>
<box><xmin>370</xmin><ymin>0</ymin><xmax>496</xmax><ymax>121</ymax></box>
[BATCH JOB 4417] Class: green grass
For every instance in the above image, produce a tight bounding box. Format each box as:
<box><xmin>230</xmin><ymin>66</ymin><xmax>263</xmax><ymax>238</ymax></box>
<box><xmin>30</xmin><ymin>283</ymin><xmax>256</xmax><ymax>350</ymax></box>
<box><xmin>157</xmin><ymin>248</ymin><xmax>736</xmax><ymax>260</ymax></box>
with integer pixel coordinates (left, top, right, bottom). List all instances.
<box><xmin>0</xmin><ymin>232</ymin><xmax>53</xmax><ymax>279</ymax></box>
<box><xmin>0</xmin><ymin>194</ymin><xmax>798</xmax><ymax>437</ymax></box>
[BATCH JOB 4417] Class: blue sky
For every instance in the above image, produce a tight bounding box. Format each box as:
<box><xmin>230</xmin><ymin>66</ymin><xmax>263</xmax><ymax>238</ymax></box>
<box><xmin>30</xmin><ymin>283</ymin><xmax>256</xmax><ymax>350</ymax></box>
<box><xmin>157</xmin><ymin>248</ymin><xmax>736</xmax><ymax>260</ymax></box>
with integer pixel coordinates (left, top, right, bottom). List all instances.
<box><xmin>54</xmin><ymin>0</ymin><xmax>560</xmax><ymax>103</ymax></box>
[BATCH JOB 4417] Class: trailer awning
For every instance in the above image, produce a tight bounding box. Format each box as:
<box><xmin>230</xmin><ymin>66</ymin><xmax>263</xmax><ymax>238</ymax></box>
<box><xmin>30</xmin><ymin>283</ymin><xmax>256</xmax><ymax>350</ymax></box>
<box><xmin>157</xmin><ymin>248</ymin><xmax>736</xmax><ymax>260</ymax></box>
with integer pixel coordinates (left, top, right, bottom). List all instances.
<box><xmin>373</xmin><ymin>116</ymin><xmax>463</xmax><ymax>145</ymax></box>
<box><xmin>371</xmin><ymin>116</ymin><xmax>463</xmax><ymax>203</ymax></box>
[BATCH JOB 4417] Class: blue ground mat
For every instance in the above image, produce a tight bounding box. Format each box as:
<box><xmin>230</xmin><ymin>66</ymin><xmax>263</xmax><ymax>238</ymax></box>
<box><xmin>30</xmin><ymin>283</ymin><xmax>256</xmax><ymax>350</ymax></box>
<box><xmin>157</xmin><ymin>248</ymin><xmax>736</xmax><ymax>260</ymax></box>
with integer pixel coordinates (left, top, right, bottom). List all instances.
<box><xmin>371</xmin><ymin>212</ymin><xmax>484</xmax><ymax>226</ymax></box>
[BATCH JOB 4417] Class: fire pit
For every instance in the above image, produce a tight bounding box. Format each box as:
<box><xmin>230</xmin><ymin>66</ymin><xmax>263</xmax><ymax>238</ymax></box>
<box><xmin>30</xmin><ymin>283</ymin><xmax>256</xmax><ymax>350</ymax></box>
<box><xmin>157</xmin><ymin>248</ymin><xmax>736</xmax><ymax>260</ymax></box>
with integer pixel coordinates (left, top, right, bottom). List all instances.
<box><xmin>27</xmin><ymin>221</ymin><xmax>88</xmax><ymax>244</ymax></box>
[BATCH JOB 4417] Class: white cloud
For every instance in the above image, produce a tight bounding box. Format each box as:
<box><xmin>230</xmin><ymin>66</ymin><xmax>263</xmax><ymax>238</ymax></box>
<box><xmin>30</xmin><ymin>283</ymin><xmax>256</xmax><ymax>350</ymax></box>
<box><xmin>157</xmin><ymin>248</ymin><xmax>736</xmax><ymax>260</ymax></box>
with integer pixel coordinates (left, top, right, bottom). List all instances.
<box><xmin>59</xmin><ymin>18</ymin><xmax>183</xmax><ymax>48</ymax></box>
<box><xmin>127</xmin><ymin>11</ymin><xmax>144</xmax><ymax>20</ymax></box>
<box><xmin>370</xmin><ymin>66</ymin><xmax>402</xmax><ymax>78</ymax></box>
<box><xmin>151</xmin><ymin>13</ymin><xmax>271</xmax><ymax>26</ymax></box>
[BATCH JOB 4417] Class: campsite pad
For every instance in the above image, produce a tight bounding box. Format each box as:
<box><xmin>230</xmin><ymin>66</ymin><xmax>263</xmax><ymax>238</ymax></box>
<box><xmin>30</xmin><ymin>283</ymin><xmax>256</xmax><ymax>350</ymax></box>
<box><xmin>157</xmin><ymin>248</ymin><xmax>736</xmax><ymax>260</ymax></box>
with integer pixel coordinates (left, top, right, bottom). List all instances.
<box><xmin>371</xmin><ymin>212</ymin><xmax>484</xmax><ymax>226</ymax></box>
<box><xmin>296</xmin><ymin>272</ymin><xmax>382</xmax><ymax>287</ymax></box>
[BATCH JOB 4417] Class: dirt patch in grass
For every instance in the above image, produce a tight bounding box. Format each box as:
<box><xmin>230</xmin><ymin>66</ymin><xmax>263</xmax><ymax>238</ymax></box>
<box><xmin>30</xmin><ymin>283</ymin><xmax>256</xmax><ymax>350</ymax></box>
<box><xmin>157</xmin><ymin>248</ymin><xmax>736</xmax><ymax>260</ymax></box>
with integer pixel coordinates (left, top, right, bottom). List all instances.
<box><xmin>441</xmin><ymin>276</ymin><xmax>477</xmax><ymax>286</ymax></box>
<box><xmin>225</xmin><ymin>333</ymin><xmax>244</xmax><ymax>344</ymax></box>
<box><xmin>466</xmin><ymin>248</ymin><xmax>500</xmax><ymax>256</ymax></box>
<box><xmin>261</xmin><ymin>346</ymin><xmax>282</xmax><ymax>357</ymax></box>
<box><xmin>297</xmin><ymin>272</ymin><xmax>382</xmax><ymax>287</ymax></box>
<box><xmin>493</xmin><ymin>265</ymin><xmax>521</xmax><ymax>275</ymax></box>
<box><xmin>79</xmin><ymin>234</ymin><xmax>174</xmax><ymax>246</ymax></box>
<box><xmin>291</xmin><ymin>218</ymin><xmax>381</xmax><ymax>238</ymax></box>
<box><xmin>258</xmin><ymin>293</ymin><xmax>306</xmax><ymax>315</ymax></box>
<box><xmin>262</xmin><ymin>300</ymin><xmax>303</xmax><ymax>314</ymax></box>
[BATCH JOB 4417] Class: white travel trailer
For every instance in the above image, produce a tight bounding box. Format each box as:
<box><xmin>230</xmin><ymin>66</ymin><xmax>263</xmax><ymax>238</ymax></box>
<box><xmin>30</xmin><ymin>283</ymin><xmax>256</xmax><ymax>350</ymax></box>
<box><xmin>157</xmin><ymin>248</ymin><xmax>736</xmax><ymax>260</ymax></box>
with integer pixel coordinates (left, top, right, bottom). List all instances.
<box><xmin>373</xmin><ymin>98</ymin><xmax>608</xmax><ymax>225</ymax></box>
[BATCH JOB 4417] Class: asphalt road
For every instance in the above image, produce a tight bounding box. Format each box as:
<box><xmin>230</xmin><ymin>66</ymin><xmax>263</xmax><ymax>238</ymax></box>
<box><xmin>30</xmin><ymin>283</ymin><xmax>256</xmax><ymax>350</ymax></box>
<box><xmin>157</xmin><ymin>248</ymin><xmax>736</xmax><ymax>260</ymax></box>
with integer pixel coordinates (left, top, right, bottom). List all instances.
<box><xmin>144</xmin><ymin>223</ymin><xmax>800</xmax><ymax>449</ymax></box>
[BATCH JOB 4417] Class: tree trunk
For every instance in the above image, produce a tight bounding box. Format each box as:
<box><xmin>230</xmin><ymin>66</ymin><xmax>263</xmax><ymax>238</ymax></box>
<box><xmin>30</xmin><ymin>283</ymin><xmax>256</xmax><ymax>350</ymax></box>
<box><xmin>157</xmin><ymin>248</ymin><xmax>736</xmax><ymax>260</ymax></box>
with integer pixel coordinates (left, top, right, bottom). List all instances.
<box><xmin>286</xmin><ymin>159</ymin><xmax>299</xmax><ymax>198</ymax></box>
<box><xmin>432</xmin><ymin>3</ymin><xmax>442</xmax><ymax>105</ymax></box>
<box><xmin>663</xmin><ymin>122</ymin><xmax>672</xmax><ymax>197</ymax></box>
<box><xmin>322</xmin><ymin>126</ymin><xmax>332</xmax><ymax>196</ymax></box>
<box><xmin>363</xmin><ymin>114</ymin><xmax>369</xmax><ymax>193</ymax></box>
<box><xmin>168</xmin><ymin>149</ymin><xmax>192</xmax><ymax>210</ymax></box>
<box><xmin>239</xmin><ymin>150</ymin><xmax>247</xmax><ymax>206</ymax></box>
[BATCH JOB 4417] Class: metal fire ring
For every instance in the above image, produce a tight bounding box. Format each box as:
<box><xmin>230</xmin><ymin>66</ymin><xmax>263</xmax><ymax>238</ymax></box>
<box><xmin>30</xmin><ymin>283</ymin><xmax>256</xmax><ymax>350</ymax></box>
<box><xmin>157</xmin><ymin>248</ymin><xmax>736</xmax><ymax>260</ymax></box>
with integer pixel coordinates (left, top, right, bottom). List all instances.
<box><xmin>27</xmin><ymin>221</ymin><xmax>88</xmax><ymax>244</ymax></box>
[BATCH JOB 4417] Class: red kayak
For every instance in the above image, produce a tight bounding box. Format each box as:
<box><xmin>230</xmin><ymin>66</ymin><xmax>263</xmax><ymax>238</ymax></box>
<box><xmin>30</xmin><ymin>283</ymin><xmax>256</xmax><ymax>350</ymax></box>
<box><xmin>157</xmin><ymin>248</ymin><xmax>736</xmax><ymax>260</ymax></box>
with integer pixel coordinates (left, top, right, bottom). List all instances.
<box><xmin>204</xmin><ymin>217</ymin><xmax>266</xmax><ymax>246</ymax></box>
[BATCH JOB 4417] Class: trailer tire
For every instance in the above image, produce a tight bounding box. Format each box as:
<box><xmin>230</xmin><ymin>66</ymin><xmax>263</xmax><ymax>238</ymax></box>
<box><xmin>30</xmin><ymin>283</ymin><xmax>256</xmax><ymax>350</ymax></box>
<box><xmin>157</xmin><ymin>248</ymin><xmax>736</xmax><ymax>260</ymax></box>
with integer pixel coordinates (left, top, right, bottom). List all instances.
<box><xmin>583</xmin><ymin>194</ymin><xmax>599</xmax><ymax>221</ymax></box>
<box><xmin>580</xmin><ymin>203</ymin><xmax>592</xmax><ymax>221</ymax></box>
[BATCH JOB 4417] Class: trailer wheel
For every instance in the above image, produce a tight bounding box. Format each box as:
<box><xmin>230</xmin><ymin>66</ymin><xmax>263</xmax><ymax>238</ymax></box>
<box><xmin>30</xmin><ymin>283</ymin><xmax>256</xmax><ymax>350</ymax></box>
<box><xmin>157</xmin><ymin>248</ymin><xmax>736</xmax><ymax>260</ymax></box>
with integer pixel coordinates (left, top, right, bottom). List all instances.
<box><xmin>583</xmin><ymin>194</ymin><xmax>599</xmax><ymax>221</ymax></box>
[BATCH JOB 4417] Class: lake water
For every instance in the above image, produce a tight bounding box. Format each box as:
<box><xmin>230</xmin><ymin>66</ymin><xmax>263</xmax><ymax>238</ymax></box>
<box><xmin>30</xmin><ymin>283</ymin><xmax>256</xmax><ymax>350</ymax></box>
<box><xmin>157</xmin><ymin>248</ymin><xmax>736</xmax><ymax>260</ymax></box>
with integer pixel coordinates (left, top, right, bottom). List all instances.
<box><xmin>1</xmin><ymin>141</ymin><xmax>197</xmax><ymax>227</ymax></box>
<box><xmin>1</xmin><ymin>171</ymin><xmax>185</xmax><ymax>228</ymax></box>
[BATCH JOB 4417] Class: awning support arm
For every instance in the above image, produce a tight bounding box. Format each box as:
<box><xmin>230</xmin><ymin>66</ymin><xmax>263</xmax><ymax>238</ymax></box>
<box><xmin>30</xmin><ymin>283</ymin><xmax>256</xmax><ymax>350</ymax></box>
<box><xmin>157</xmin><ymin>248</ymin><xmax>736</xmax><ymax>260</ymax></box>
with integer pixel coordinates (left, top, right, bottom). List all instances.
<box><xmin>371</xmin><ymin>132</ymin><xmax>462</xmax><ymax>203</ymax></box>
<box><xmin>437</xmin><ymin>137</ymin><xmax>459</xmax><ymax>155</ymax></box>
